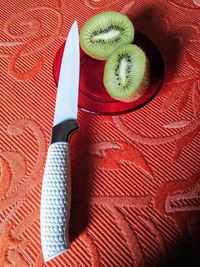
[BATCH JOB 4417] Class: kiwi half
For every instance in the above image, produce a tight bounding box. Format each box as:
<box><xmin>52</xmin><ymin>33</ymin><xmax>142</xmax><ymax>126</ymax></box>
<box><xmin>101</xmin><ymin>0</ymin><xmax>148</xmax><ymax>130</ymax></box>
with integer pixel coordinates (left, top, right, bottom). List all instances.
<box><xmin>103</xmin><ymin>44</ymin><xmax>150</xmax><ymax>102</ymax></box>
<box><xmin>80</xmin><ymin>11</ymin><xmax>134</xmax><ymax>60</ymax></box>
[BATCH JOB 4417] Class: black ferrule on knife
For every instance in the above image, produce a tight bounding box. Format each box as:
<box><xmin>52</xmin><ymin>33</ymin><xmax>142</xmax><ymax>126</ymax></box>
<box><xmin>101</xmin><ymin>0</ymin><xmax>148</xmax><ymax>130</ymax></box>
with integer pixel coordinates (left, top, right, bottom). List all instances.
<box><xmin>51</xmin><ymin>119</ymin><xmax>79</xmax><ymax>143</ymax></box>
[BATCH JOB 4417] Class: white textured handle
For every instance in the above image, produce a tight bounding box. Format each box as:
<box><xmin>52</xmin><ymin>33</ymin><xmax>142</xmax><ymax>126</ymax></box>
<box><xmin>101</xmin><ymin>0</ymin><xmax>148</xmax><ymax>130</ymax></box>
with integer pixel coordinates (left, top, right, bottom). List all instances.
<box><xmin>40</xmin><ymin>142</ymin><xmax>70</xmax><ymax>262</ymax></box>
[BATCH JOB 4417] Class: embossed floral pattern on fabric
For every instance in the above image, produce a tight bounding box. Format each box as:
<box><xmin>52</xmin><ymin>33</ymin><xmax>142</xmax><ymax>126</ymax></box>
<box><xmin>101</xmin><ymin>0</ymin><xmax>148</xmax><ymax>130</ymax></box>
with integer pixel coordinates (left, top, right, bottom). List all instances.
<box><xmin>0</xmin><ymin>0</ymin><xmax>200</xmax><ymax>266</ymax></box>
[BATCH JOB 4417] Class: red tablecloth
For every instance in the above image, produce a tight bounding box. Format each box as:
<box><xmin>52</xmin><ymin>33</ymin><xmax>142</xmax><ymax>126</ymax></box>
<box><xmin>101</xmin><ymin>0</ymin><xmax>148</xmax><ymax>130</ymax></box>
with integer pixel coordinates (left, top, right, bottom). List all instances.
<box><xmin>0</xmin><ymin>0</ymin><xmax>200</xmax><ymax>266</ymax></box>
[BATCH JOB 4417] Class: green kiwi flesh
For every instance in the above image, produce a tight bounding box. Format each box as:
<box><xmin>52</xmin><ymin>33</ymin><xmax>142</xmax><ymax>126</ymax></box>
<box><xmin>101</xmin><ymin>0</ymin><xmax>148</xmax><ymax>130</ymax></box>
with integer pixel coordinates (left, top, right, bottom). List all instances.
<box><xmin>80</xmin><ymin>11</ymin><xmax>134</xmax><ymax>60</ymax></box>
<box><xmin>103</xmin><ymin>44</ymin><xmax>150</xmax><ymax>102</ymax></box>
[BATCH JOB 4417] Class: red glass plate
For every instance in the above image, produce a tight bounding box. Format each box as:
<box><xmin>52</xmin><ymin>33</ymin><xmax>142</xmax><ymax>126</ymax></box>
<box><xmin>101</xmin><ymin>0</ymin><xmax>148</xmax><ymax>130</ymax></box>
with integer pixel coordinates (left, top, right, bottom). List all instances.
<box><xmin>53</xmin><ymin>31</ymin><xmax>165</xmax><ymax>115</ymax></box>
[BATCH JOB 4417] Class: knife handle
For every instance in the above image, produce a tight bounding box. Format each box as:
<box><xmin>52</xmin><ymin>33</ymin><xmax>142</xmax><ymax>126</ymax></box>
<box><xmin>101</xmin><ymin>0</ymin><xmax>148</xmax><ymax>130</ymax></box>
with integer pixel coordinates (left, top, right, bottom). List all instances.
<box><xmin>40</xmin><ymin>142</ymin><xmax>71</xmax><ymax>262</ymax></box>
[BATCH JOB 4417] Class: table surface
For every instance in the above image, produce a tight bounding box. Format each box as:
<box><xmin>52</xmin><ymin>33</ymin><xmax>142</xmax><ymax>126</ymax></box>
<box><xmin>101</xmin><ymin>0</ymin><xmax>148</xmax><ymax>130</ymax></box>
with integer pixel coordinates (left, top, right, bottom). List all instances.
<box><xmin>0</xmin><ymin>0</ymin><xmax>200</xmax><ymax>266</ymax></box>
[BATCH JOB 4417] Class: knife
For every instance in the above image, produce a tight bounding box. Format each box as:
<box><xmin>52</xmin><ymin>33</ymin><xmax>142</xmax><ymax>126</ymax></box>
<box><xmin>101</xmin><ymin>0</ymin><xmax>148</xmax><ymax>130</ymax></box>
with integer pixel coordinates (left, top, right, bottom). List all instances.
<box><xmin>40</xmin><ymin>21</ymin><xmax>80</xmax><ymax>262</ymax></box>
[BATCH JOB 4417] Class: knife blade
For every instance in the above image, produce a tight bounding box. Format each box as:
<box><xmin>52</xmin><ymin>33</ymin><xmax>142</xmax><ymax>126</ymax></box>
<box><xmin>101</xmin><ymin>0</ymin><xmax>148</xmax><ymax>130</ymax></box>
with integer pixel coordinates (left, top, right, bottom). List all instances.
<box><xmin>40</xmin><ymin>21</ymin><xmax>80</xmax><ymax>262</ymax></box>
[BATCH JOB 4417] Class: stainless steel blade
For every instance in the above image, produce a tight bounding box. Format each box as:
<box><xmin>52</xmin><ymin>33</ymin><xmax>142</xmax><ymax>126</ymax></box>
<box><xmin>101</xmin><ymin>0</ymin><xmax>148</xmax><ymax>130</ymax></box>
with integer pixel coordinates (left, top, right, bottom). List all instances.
<box><xmin>53</xmin><ymin>21</ymin><xmax>80</xmax><ymax>126</ymax></box>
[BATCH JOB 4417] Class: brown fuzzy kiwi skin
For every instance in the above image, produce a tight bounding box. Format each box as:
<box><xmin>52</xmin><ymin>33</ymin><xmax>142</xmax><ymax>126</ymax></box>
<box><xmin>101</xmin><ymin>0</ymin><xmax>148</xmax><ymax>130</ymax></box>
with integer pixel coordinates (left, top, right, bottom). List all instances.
<box><xmin>109</xmin><ymin>57</ymin><xmax>150</xmax><ymax>103</ymax></box>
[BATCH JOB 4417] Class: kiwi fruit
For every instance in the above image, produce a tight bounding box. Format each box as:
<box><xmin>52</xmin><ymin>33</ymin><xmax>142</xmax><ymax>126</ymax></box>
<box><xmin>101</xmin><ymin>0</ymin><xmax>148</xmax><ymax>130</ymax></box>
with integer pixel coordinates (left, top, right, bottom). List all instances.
<box><xmin>80</xmin><ymin>11</ymin><xmax>134</xmax><ymax>60</ymax></box>
<box><xmin>103</xmin><ymin>44</ymin><xmax>150</xmax><ymax>102</ymax></box>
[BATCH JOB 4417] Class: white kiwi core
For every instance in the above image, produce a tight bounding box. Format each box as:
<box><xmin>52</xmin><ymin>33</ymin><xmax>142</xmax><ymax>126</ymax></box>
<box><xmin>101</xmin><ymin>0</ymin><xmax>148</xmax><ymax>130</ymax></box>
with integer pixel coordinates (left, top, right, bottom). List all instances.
<box><xmin>119</xmin><ymin>58</ymin><xmax>128</xmax><ymax>86</ymax></box>
<box><xmin>93</xmin><ymin>29</ymin><xmax>120</xmax><ymax>41</ymax></box>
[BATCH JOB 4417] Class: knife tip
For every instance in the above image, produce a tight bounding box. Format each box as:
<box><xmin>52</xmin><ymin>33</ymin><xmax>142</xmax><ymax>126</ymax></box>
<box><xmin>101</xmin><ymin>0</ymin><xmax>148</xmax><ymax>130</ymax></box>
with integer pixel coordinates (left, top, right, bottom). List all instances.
<box><xmin>72</xmin><ymin>20</ymin><xmax>78</xmax><ymax>30</ymax></box>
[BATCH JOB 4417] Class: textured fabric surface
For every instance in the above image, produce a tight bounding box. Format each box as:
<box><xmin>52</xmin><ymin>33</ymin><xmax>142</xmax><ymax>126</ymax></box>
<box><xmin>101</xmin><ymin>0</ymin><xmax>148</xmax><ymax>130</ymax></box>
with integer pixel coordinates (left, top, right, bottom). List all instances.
<box><xmin>0</xmin><ymin>0</ymin><xmax>200</xmax><ymax>266</ymax></box>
